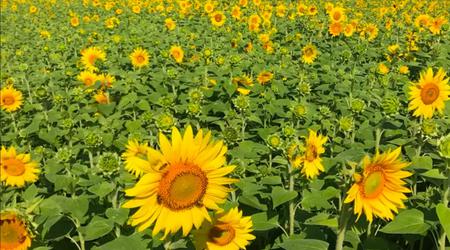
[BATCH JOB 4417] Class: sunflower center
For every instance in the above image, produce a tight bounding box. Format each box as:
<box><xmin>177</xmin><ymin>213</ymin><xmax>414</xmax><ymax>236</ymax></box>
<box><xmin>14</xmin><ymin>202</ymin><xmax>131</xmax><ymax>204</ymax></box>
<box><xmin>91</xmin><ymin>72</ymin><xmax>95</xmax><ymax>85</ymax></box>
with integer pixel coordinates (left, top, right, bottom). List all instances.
<box><xmin>214</xmin><ymin>14</ymin><xmax>222</xmax><ymax>22</ymax></box>
<box><xmin>2</xmin><ymin>158</ymin><xmax>26</xmax><ymax>176</ymax></box>
<box><xmin>157</xmin><ymin>163</ymin><xmax>207</xmax><ymax>211</ymax></box>
<box><xmin>304</xmin><ymin>48</ymin><xmax>313</xmax><ymax>57</ymax></box>
<box><xmin>420</xmin><ymin>83</ymin><xmax>439</xmax><ymax>105</ymax></box>
<box><xmin>0</xmin><ymin>219</ymin><xmax>27</xmax><ymax>248</ymax></box>
<box><xmin>363</xmin><ymin>171</ymin><xmax>385</xmax><ymax>198</ymax></box>
<box><xmin>333</xmin><ymin>12</ymin><xmax>341</xmax><ymax>21</ymax></box>
<box><xmin>88</xmin><ymin>54</ymin><xmax>97</xmax><ymax>65</ymax></box>
<box><xmin>85</xmin><ymin>78</ymin><xmax>93</xmax><ymax>85</ymax></box>
<box><xmin>2</xmin><ymin>96</ymin><xmax>15</xmax><ymax>105</ymax></box>
<box><xmin>136</xmin><ymin>55</ymin><xmax>145</xmax><ymax>63</ymax></box>
<box><xmin>208</xmin><ymin>223</ymin><xmax>236</xmax><ymax>246</ymax></box>
<box><xmin>305</xmin><ymin>144</ymin><xmax>318</xmax><ymax>162</ymax></box>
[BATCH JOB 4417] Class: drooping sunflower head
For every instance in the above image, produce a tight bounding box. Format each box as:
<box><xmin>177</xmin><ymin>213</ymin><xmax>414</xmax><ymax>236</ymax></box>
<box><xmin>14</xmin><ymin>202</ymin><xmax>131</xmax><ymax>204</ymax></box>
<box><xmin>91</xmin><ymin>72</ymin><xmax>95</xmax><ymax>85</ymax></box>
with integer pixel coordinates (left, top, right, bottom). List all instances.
<box><xmin>123</xmin><ymin>126</ymin><xmax>236</xmax><ymax>238</ymax></box>
<box><xmin>0</xmin><ymin>211</ymin><xmax>32</xmax><ymax>250</ymax></box>
<box><xmin>298</xmin><ymin>130</ymin><xmax>327</xmax><ymax>179</ymax></box>
<box><xmin>121</xmin><ymin>139</ymin><xmax>152</xmax><ymax>177</ymax></box>
<box><xmin>344</xmin><ymin>147</ymin><xmax>412</xmax><ymax>222</ymax></box>
<box><xmin>408</xmin><ymin>67</ymin><xmax>450</xmax><ymax>119</ymax></box>
<box><xmin>170</xmin><ymin>45</ymin><xmax>184</xmax><ymax>64</ymax></box>
<box><xmin>130</xmin><ymin>48</ymin><xmax>150</xmax><ymax>68</ymax></box>
<box><xmin>193</xmin><ymin>207</ymin><xmax>256</xmax><ymax>250</ymax></box>
<box><xmin>0</xmin><ymin>146</ymin><xmax>40</xmax><ymax>187</ymax></box>
<box><xmin>0</xmin><ymin>85</ymin><xmax>23</xmax><ymax>112</ymax></box>
<box><xmin>80</xmin><ymin>47</ymin><xmax>106</xmax><ymax>72</ymax></box>
<box><xmin>210</xmin><ymin>11</ymin><xmax>226</xmax><ymax>27</ymax></box>
<box><xmin>301</xmin><ymin>44</ymin><xmax>318</xmax><ymax>64</ymax></box>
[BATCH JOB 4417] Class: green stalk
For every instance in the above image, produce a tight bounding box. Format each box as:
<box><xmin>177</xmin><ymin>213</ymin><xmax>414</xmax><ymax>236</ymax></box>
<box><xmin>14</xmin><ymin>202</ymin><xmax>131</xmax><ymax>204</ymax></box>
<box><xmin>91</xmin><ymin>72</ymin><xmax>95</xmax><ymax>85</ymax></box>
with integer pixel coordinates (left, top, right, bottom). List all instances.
<box><xmin>335</xmin><ymin>202</ymin><xmax>351</xmax><ymax>250</ymax></box>
<box><xmin>438</xmin><ymin>159</ymin><xmax>449</xmax><ymax>250</ymax></box>
<box><xmin>288</xmin><ymin>164</ymin><xmax>295</xmax><ymax>236</ymax></box>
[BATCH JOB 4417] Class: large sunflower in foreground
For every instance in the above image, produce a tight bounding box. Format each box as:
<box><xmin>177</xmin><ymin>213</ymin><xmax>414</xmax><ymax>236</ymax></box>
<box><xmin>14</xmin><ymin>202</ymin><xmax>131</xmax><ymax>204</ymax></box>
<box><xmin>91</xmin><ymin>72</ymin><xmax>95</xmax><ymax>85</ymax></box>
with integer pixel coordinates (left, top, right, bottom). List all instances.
<box><xmin>296</xmin><ymin>130</ymin><xmax>327</xmax><ymax>179</ymax></box>
<box><xmin>408</xmin><ymin>67</ymin><xmax>449</xmax><ymax>119</ymax></box>
<box><xmin>193</xmin><ymin>207</ymin><xmax>255</xmax><ymax>250</ymax></box>
<box><xmin>0</xmin><ymin>86</ymin><xmax>23</xmax><ymax>113</ymax></box>
<box><xmin>129</xmin><ymin>48</ymin><xmax>150</xmax><ymax>68</ymax></box>
<box><xmin>301</xmin><ymin>44</ymin><xmax>318</xmax><ymax>64</ymax></box>
<box><xmin>121</xmin><ymin>139</ymin><xmax>152</xmax><ymax>177</ymax></box>
<box><xmin>0</xmin><ymin>211</ymin><xmax>32</xmax><ymax>250</ymax></box>
<box><xmin>344</xmin><ymin>147</ymin><xmax>411</xmax><ymax>222</ymax></box>
<box><xmin>0</xmin><ymin>146</ymin><xmax>40</xmax><ymax>187</ymax></box>
<box><xmin>80</xmin><ymin>47</ymin><xmax>106</xmax><ymax>72</ymax></box>
<box><xmin>123</xmin><ymin>126</ymin><xmax>236</xmax><ymax>238</ymax></box>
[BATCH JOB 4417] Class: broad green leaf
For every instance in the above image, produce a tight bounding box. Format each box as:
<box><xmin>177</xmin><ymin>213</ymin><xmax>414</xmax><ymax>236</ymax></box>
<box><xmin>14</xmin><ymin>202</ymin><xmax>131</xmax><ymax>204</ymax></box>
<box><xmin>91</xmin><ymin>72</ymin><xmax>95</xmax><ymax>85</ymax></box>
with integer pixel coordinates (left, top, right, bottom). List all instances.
<box><xmin>436</xmin><ymin>203</ymin><xmax>450</xmax><ymax>242</ymax></box>
<box><xmin>271</xmin><ymin>186</ymin><xmax>298</xmax><ymax>209</ymax></box>
<box><xmin>106</xmin><ymin>208</ymin><xmax>129</xmax><ymax>225</ymax></box>
<box><xmin>81</xmin><ymin>216</ymin><xmax>114</xmax><ymax>241</ymax></box>
<box><xmin>279</xmin><ymin>239</ymin><xmax>329</xmax><ymax>250</ymax></box>
<box><xmin>420</xmin><ymin>169</ymin><xmax>447</xmax><ymax>180</ymax></box>
<box><xmin>251</xmin><ymin>212</ymin><xmax>278</xmax><ymax>231</ymax></box>
<box><xmin>239</xmin><ymin>194</ymin><xmax>267</xmax><ymax>211</ymax></box>
<box><xmin>380</xmin><ymin>209</ymin><xmax>430</xmax><ymax>235</ymax></box>
<box><xmin>304</xmin><ymin>213</ymin><xmax>338</xmax><ymax>229</ymax></box>
<box><xmin>92</xmin><ymin>234</ymin><xmax>150</xmax><ymax>250</ymax></box>
<box><xmin>409</xmin><ymin>156</ymin><xmax>432</xmax><ymax>170</ymax></box>
<box><xmin>88</xmin><ymin>182</ymin><xmax>115</xmax><ymax>198</ymax></box>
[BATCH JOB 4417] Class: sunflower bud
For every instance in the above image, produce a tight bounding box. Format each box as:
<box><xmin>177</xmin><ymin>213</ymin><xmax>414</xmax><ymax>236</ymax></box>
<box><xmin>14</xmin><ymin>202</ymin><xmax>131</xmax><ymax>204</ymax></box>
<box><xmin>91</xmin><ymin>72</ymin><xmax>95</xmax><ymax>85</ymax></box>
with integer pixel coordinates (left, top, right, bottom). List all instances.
<box><xmin>166</xmin><ymin>68</ymin><xmax>177</xmax><ymax>79</ymax></box>
<box><xmin>319</xmin><ymin>106</ymin><xmax>331</xmax><ymax>117</ymax></box>
<box><xmin>187</xmin><ymin>103</ymin><xmax>201</xmax><ymax>116</ymax></box>
<box><xmin>382</xmin><ymin>96</ymin><xmax>399</xmax><ymax>115</ymax></box>
<box><xmin>438</xmin><ymin>134</ymin><xmax>450</xmax><ymax>158</ymax></box>
<box><xmin>222</xmin><ymin>127</ymin><xmax>239</xmax><ymax>143</ymax></box>
<box><xmin>188</xmin><ymin>89</ymin><xmax>203</xmax><ymax>103</ymax></box>
<box><xmin>267</xmin><ymin>134</ymin><xmax>282</xmax><ymax>149</ymax></box>
<box><xmin>339</xmin><ymin>116</ymin><xmax>354</xmax><ymax>132</ymax></box>
<box><xmin>158</xmin><ymin>95</ymin><xmax>174</xmax><ymax>107</ymax></box>
<box><xmin>97</xmin><ymin>152</ymin><xmax>120</xmax><ymax>175</ymax></box>
<box><xmin>85</xmin><ymin>132</ymin><xmax>103</xmax><ymax>148</ymax></box>
<box><xmin>421</xmin><ymin>119</ymin><xmax>437</xmax><ymax>136</ymax></box>
<box><xmin>292</xmin><ymin>103</ymin><xmax>307</xmax><ymax>118</ymax></box>
<box><xmin>60</xmin><ymin>118</ymin><xmax>74</xmax><ymax>130</ymax></box>
<box><xmin>350</xmin><ymin>98</ymin><xmax>366</xmax><ymax>113</ymax></box>
<box><xmin>55</xmin><ymin>147</ymin><xmax>72</xmax><ymax>162</ymax></box>
<box><xmin>282</xmin><ymin>124</ymin><xmax>296</xmax><ymax>137</ymax></box>
<box><xmin>233</xmin><ymin>95</ymin><xmax>250</xmax><ymax>111</ymax></box>
<box><xmin>297</xmin><ymin>82</ymin><xmax>311</xmax><ymax>95</ymax></box>
<box><xmin>156</xmin><ymin>113</ymin><xmax>176</xmax><ymax>131</ymax></box>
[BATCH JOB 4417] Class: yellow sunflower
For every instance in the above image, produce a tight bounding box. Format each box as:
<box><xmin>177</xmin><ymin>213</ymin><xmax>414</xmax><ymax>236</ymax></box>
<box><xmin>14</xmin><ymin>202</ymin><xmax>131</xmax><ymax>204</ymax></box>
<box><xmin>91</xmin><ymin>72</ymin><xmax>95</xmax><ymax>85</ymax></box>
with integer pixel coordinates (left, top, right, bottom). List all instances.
<box><xmin>0</xmin><ymin>86</ymin><xmax>23</xmax><ymax>112</ymax></box>
<box><xmin>0</xmin><ymin>211</ymin><xmax>32</xmax><ymax>250</ymax></box>
<box><xmin>344</xmin><ymin>148</ymin><xmax>412</xmax><ymax>222</ymax></box>
<box><xmin>170</xmin><ymin>45</ymin><xmax>184</xmax><ymax>64</ymax></box>
<box><xmin>257</xmin><ymin>71</ymin><xmax>273</xmax><ymax>85</ymax></box>
<box><xmin>0</xmin><ymin>146</ymin><xmax>40</xmax><ymax>187</ymax></box>
<box><xmin>301</xmin><ymin>44</ymin><xmax>318</xmax><ymax>64</ymax></box>
<box><xmin>122</xmin><ymin>139</ymin><xmax>152</xmax><ymax>177</ymax></box>
<box><xmin>93</xmin><ymin>91</ymin><xmax>109</xmax><ymax>104</ymax></box>
<box><xmin>123</xmin><ymin>126</ymin><xmax>236</xmax><ymax>238</ymax></box>
<box><xmin>408</xmin><ymin>67</ymin><xmax>450</xmax><ymax>119</ymax></box>
<box><xmin>130</xmin><ymin>48</ymin><xmax>150</xmax><ymax>68</ymax></box>
<box><xmin>193</xmin><ymin>207</ymin><xmax>256</xmax><ymax>250</ymax></box>
<box><xmin>297</xmin><ymin>130</ymin><xmax>327</xmax><ymax>179</ymax></box>
<box><xmin>165</xmin><ymin>18</ymin><xmax>176</xmax><ymax>31</ymax></box>
<box><xmin>329</xmin><ymin>22</ymin><xmax>343</xmax><ymax>37</ymax></box>
<box><xmin>329</xmin><ymin>7</ymin><xmax>346</xmax><ymax>23</ymax></box>
<box><xmin>210</xmin><ymin>11</ymin><xmax>226</xmax><ymax>27</ymax></box>
<box><xmin>80</xmin><ymin>47</ymin><xmax>106</xmax><ymax>72</ymax></box>
<box><xmin>77</xmin><ymin>71</ymin><xmax>98</xmax><ymax>87</ymax></box>
<box><xmin>98</xmin><ymin>73</ymin><xmax>115</xmax><ymax>89</ymax></box>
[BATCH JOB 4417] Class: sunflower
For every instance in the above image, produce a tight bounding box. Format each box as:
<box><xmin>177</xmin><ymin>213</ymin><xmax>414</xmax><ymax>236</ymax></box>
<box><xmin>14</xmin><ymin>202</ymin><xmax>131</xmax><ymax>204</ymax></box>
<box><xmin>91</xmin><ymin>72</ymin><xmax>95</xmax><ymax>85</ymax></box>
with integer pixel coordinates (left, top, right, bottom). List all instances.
<box><xmin>0</xmin><ymin>211</ymin><xmax>32</xmax><ymax>250</ymax></box>
<box><xmin>301</xmin><ymin>44</ymin><xmax>318</xmax><ymax>64</ymax></box>
<box><xmin>343</xmin><ymin>23</ymin><xmax>354</xmax><ymax>37</ymax></box>
<box><xmin>204</xmin><ymin>1</ymin><xmax>214</xmax><ymax>13</ymax></box>
<box><xmin>170</xmin><ymin>45</ymin><xmax>184</xmax><ymax>64</ymax></box>
<box><xmin>193</xmin><ymin>207</ymin><xmax>255</xmax><ymax>250</ymax></box>
<box><xmin>80</xmin><ymin>47</ymin><xmax>106</xmax><ymax>72</ymax></box>
<box><xmin>122</xmin><ymin>139</ymin><xmax>152</xmax><ymax>177</ymax></box>
<box><xmin>123</xmin><ymin>126</ymin><xmax>236</xmax><ymax>238</ymax></box>
<box><xmin>428</xmin><ymin>16</ymin><xmax>447</xmax><ymax>35</ymax></box>
<box><xmin>329</xmin><ymin>7</ymin><xmax>345</xmax><ymax>23</ymax></box>
<box><xmin>0</xmin><ymin>86</ymin><xmax>23</xmax><ymax>112</ymax></box>
<box><xmin>165</xmin><ymin>18</ymin><xmax>176</xmax><ymax>31</ymax></box>
<box><xmin>210</xmin><ymin>11</ymin><xmax>226</xmax><ymax>27</ymax></box>
<box><xmin>98</xmin><ymin>73</ymin><xmax>115</xmax><ymax>88</ymax></box>
<box><xmin>408</xmin><ymin>67</ymin><xmax>450</xmax><ymax>119</ymax></box>
<box><xmin>93</xmin><ymin>91</ymin><xmax>109</xmax><ymax>104</ymax></box>
<box><xmin>414</xmin><ymin>14</ymin><xmax>431</xmax><ymax>28</ymax></box>
<box><xmin>378</xmin><ymin>63</ymin><xmax>389</xmax><ymax>75</ymax></box>
<box><xmin>77</xmin><ymin>71</ymin><xmax>98</xmax><ymax>87</ymax></box>
<box><xmin>329</xmin><ymin>22</ymin><xmax>343</xmax><ymax>37</ymax></box>
<box><xmin>70</xmin><ymin>16</ymin><xmax>80</xmax><ymax>27</ymax></box>
<box><xmin>0</xmin><ymin>146</ymin><xmax>40</xmax><ymax>187</ymax></box>
<box><xmin>231</xmin><ymin>5</ymin><xmax>241</xmax><ymax>19</ymax></box>
<box><xmin>344</xmin><ymin>148</ymin><xmax>412</xmax><ymax>222</ymax></box>
<box><xmin>130</xmin><ymin>48</ymin><xmax>150</xmax><ymax>68</ymax></box>
<box><xmin>257</xmin><ymin>71</ymin><xmax>273</xmax><ymax>85</ymax></box>
<box><xmin>297</xmin><ymin>130</ymin><xmax>327</xmax><ymax>179</ymax></box>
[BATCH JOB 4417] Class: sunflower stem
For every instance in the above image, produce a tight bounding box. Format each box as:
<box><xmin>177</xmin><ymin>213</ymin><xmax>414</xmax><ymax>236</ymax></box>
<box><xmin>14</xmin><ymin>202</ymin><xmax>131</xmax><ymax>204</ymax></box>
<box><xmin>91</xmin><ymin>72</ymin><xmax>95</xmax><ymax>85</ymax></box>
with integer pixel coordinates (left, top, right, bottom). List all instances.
<box><xmin>438</xmin><ymin>160</ymin><xmax>449</xmax><ymax>250</ymax></box>
<box><xmin>288</xmin><ymin>163</ymin><xmax>295</xmax><ymax>236</ymax></box>
<box><xmin>335</xmin><ymin>202</ymin><xmax>351</xmax><ymax>250</ymax></box>
<box><xmin>10</xmin><ymin>113</ymin><xmax>18</xmax><ymax>133</ymax></box>
<box><xmin>88</xmin><ymin>150</ymin><xmax>94</xmax><ymax>169</ymax></box>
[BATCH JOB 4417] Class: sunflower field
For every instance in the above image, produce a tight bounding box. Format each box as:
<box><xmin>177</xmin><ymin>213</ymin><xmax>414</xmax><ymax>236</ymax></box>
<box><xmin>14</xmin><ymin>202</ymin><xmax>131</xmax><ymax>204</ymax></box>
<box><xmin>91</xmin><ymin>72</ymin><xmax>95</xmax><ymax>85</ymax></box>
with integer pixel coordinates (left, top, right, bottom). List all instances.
<box><xmin>1</xmin><ymin>0</ymin><xmax>450</xmax><ymax>249</ymax></box>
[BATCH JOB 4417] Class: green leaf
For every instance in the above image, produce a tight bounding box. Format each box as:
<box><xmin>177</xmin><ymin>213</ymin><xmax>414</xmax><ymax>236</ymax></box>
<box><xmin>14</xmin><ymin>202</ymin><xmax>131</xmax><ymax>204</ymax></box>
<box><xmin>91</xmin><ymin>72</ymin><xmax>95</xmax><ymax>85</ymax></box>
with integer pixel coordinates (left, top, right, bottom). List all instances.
<box><xmin>106</xmin><ymin>208</ymin><xmax>129</xmax><ymax>225</ymax></box>
<box><xmin>301</xmin><ymin>187</ymin><xmax>339</xmax><ymax>210</ymax></box>
<box><xmin>81</xmin><ymin>216</ymin><xmax>114</xmax><ymax>241</ymax></box>
<box><xmin>239</xmin><ymin>194</ymin><xmax>267</xmax><ymax>211</ymax></box>
<box><xmin>271</xmin><ymin>186</ymin><xmax>298</xmax><ymax>209</ymax></box>
<box><xmin>420</xmin><ymin>169</ymin><xmax>447</xmax><ymax>180</ymax></box>
<box><xmin>409</xmin><ymin>156</ymin><xmax>432</xmax><ymax>170</ymax></box>
<box><xmin>92</xmin><ymin>234</ymin><xmax>150</xmax><ymax>250</ymax></box>
<box><xmin>380</xmin><ymin>209</ymin><xmax>430</xmax><ymax>235</ymax></box>
<box><xmin>304</xmin><ymin>213</ymin><xmax>338</xmax><ymax>229</ymax></box>
<box><xmin>436</xmin><ymin>203</ymin><xmax>450</xmax><ymax>242</ymax></box>
<box><xmin>279</xmin><ymin>239</ymin><xmax>329</xmax><ymax>250</ymax></box>
<box><xmin>88</xmin><ymin>182</ymin><xmax>115</xmax><ymax>198</ymax></box>
<box><xmin>251</xmin><ymin>212</ymin><xmax>278</xmax><ymax>231</ymax></box>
